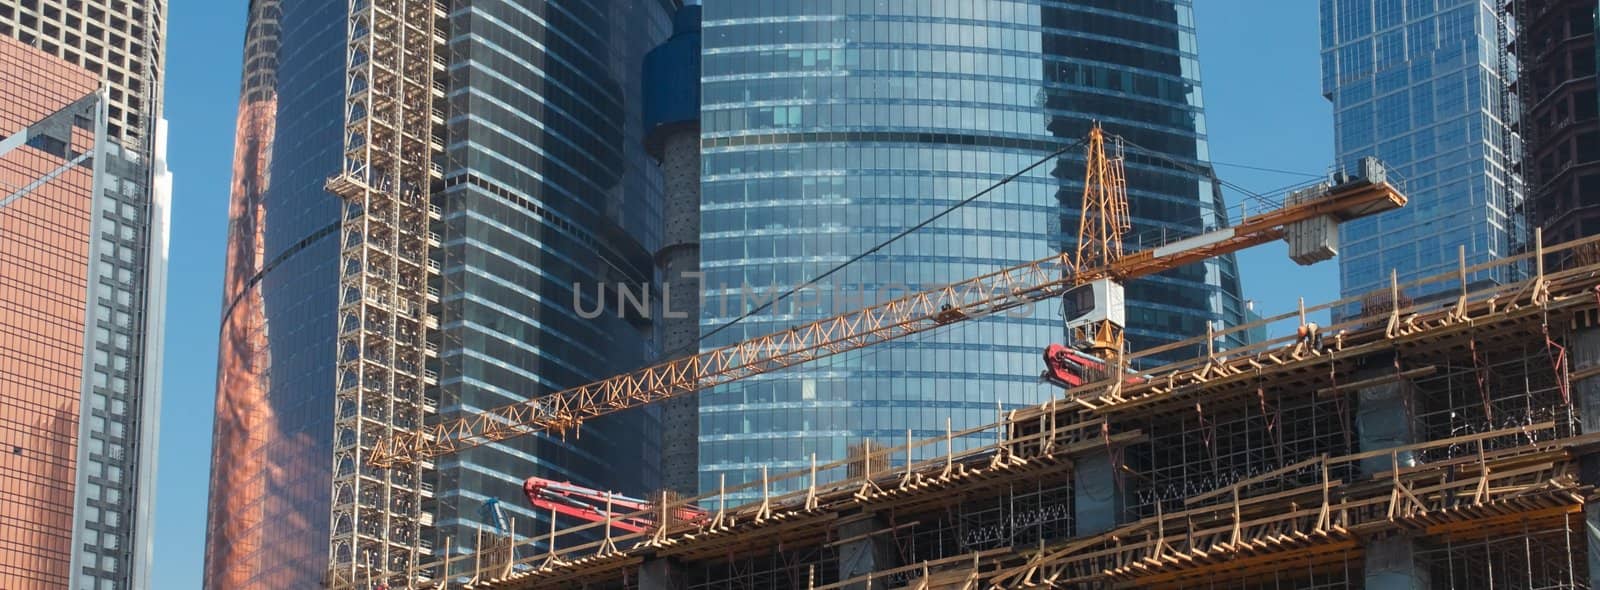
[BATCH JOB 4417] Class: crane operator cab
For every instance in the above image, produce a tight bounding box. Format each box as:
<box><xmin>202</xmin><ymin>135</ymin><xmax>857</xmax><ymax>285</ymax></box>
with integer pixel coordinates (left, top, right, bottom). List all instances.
<box><xmin>1043</xmin><ymin>279</ymin><xmax>1143</xmax><ymax>389</ymax></box>
<box><xmin>1063</xmin><ymin>279</ymin><xmax>1124</xmax><ymax>350</ymax></box>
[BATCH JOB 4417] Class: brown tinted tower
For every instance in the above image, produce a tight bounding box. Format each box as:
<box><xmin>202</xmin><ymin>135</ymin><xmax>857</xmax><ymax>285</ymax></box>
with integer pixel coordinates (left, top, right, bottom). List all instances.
<box><xmin>0</xmin><ymin>35</ymin><xmax>99</xmax><ymax>590</ymax></box>
<box><xmin>0</xmin><ymin>1</ymin><xmax>168</xmax><ymax>588</ymax></box>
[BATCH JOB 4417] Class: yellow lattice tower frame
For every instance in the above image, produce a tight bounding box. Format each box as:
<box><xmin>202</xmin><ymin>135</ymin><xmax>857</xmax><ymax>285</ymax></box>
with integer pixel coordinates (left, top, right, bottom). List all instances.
<box><xmin>1069</xmin><ymin>123</ymin><xmax>1131</xmax><ymax>358</ymax></box>
<box><xmin>324</xmin><ymin>0</ymin><xmax>445</xmax><ymax>586</ymax></box>
<box><xmin>1072</xmin><ymin>123</ymin><xmax>1130</xmax><ymax>274</ymax></box>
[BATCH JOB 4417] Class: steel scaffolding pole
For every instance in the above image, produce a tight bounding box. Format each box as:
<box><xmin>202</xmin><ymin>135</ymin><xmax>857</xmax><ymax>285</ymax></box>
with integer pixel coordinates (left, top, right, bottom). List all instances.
<box><xmin>324</xmin><ymin>0</ymin><xmax>445</xmax><ymax>586</ymax></box>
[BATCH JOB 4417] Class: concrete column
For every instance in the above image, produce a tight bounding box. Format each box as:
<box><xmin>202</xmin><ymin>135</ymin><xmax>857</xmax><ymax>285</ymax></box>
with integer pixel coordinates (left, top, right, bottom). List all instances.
<box><xmin>1586</xmin><ymin>503</ymin><xmax>1600</xmax><ymax>589</ymax></box>
<box><xmin>1363</xmin><ymin>534</ymin><xmax>1429</xmax><ymax>589</ymax></box>
<box><xmin>837</xmin><ymin>515</ymin><xmax>897</xmax><ymax>589</ymax></box>
<box><xmin>1571</xmin><ymin>328</ymin><xmax>1600</xmax><ymax>443</ymax></box>
<box><xmin>655</xmin><ymin>129</ymin><xmax>702</xmax><ymax>497</ymax></box>
<box><xmin>1073</xmin><ymin>450</ymin><xmax>1123</xmax><ymax>536</ymax></box>
<box><xmin>1355</xmin><ymin>375</ymin><xmax>1417</xmax><ymax>476</ymax></box>
<box><xmin>640</xmin><ymin>558</ymin><xmax>687</xmax><ymax>590</ymax></box>
<box><xmin>1352</xmin><ymin>367</ymin><xmax>1426</xmax><ymax>585</ymax></box>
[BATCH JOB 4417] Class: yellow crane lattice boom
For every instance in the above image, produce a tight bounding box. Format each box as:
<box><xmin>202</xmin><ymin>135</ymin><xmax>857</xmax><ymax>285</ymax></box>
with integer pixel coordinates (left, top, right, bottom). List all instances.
<box><xmin>366</xmin><ymin>151</ymin><xmax>1406</xmax><ymax>469</ymax></box>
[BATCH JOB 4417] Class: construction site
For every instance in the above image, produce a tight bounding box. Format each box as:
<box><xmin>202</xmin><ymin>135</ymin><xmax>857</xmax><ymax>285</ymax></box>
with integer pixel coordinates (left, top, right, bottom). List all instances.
<box><xmin>407</xmin><ymin>237</ymin><xmax>1600</xmax><ymax>590</ymax></box>
<box><xmin>316</xmin><ymin>0</ymin><xmax>1600</xmax><ymax>588</ymax></box>
<box><xmin>333</xmin><ymin>190</ymin><xmax>1600</xmax><ymax>590</ymax></box>
<box><xmin>327</xmin><ymin>154</ymin><xmax>1600</xmax><ymax>590</ymax></box>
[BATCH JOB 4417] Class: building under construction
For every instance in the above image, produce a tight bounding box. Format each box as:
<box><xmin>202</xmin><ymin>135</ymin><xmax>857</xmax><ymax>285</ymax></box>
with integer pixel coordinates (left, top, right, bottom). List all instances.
<box><xmin>382</xmin><ymin>230</ymin><xmax>1600</xmax><ymax>590</ymax></box>
<box><xmin>317</xmin><ymin>105</ymin><xmax>1600</xmax><ymax>587</ymax></box>
<box><xmin>299</xmin><ymin>0</ymin><xmax>1600</xmax><ymax>587</ymax></box>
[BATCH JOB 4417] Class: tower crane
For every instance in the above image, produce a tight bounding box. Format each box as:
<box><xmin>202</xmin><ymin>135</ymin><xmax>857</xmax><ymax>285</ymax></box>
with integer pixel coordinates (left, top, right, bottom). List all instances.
<box><xmin>1064</xmin><ymin>124</ymin><xmax>1133</xmax><ymax>361</ymax></box>
<box><xmin>1043</xmin><ymin>123</ymin><xmax>1134</xmax><ymax>387</ymax></box>
<box><xmin>366</xmin><ymin>126</ymin><xmax>1403</xmax><ymax>469</ymax></box>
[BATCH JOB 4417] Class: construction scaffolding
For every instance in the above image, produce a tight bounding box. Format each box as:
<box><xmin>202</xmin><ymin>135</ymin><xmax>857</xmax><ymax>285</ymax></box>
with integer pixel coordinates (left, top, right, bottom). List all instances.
<box><xmin>397</xmin><ymin>233</ymin><xmax>1600</xmax><ymax>589</ymax></box>
<box><xmin>323</xmin><ymin>0</ymin><xmax>446</xmax><ymax>586</ymax></box>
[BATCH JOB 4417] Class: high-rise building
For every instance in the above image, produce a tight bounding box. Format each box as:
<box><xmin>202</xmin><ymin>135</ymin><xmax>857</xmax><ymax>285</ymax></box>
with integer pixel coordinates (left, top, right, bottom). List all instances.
<box><xmin>0</xmin><ymin>2</ymin><xmax>169</xmax><ymax>589</ymax></box>
<box><xmin>0</xmin><ymin>35</ymin><xmax>101</xmax><ymax>590</ymax></box>
<box><xmin>432</xmin><ymin>0</ymin><xmax>669</xmax><ymax>557</ymax></box>
<box><xmin>1516</xmin><ymin>0</ymin><xmax>1599</xmax><ymax>264</ymax></box>
<box><xmin>697</xmin><ymin>0</ymin><xmax>1244</xmax><ymax>498</ymax></box>
<box><xmin>203</xmin><ymin>1</ymin><xmax>672</xmax><ymax>586</ymax></box>
<box><xmin>1320</xmin><ymin>0</ymin><xmax>1520</xmax><ymax>300</ymax></box>
<box><xmin>205</xmin><ymin>0</ymin><xmax>319</xmax><ymax>586</ymax></box>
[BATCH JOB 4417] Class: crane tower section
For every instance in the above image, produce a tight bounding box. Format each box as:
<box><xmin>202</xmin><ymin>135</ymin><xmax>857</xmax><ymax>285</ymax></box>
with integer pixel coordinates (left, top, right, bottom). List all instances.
<box><xmin>1067</xmin><ymin>124</ymin><xmax>1131</xmax><ymax>360</ymax></box>
<box><xmin>323</xmin><ymin>0</ymin><xmax>447</xmax><ymax>586</ymax></box>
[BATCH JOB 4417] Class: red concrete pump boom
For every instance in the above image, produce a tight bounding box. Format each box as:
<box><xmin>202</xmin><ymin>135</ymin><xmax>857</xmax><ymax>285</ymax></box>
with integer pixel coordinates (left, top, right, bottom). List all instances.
<box><xmin>523</xmin><ymin>477</ymin><xmax>706</xmax><ymax>533</ymax></box>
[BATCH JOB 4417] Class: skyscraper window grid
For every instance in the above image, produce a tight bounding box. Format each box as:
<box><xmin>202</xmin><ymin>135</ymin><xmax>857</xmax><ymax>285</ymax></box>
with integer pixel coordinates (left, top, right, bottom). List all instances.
<box><xmin>1321</xmin><ymin>0</ymin><xmax>1519</xmax><ymax>301</ymax></box>
<box><xmin>697</xmin><ymin>0</ymin><xmax>1244</xmax><ymax>501</ymax></box>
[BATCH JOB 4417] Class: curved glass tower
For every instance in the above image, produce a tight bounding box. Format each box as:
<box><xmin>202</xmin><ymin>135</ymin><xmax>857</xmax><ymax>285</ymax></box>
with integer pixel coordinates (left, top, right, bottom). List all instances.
<box><xmin>698</xmin><ymin>0</ymin><xmax>1244</xmax><ymax>497</ymax></box>
<box><xmin>1321</xmin><ymin>0</ymin><xmax>1519</xmax><ymax>299</ymax></box>
<box><xmin>205</xmin><ymin>0</ymin><xmax>672</xmax><ymax>586</ymax></box>
<box><xmin>206</xmin><ymin>0</ymin><xmax>344</xmax><ymax>587</ymax></box>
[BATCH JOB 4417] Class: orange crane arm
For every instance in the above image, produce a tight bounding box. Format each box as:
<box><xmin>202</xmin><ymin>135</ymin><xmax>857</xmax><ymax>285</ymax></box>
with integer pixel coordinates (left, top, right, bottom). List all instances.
<box><xmin>1108</xmin><ymin>179</ymin><xmax>1402</xmax><ymax>282</ymax></box>
<box><xmin>367</xmin><ymin>177</ymin><xmax>1405</xmax><ymax>468</ymax></box>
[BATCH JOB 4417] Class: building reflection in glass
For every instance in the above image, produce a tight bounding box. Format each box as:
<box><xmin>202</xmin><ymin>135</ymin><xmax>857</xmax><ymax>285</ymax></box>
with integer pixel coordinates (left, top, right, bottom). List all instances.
<box><xmin>697</xmin><ymin>0</ymin><xmax>1245</xmax><ymax>500</ymax></box>
<box><xmin>0</xmin><ymin>36</ymin><xmax>100</xmax><ymax>590</ymax></box>
<box><xmin>204</xmin><ymin>0</ymin><xmax>342</xmax><ymax>587</ymax></box>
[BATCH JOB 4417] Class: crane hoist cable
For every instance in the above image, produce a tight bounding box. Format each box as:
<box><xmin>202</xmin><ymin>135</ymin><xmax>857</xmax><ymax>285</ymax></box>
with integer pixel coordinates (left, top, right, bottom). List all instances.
<box><xmin>694</xmin><ymin>135</ymin><xmax>1089</xmax><ymax>351</ymax></box>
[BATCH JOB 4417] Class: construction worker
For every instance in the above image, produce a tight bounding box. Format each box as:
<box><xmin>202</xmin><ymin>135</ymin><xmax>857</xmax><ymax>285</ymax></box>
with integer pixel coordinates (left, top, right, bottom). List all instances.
<box><xmin>1296</xmin><ymin>322</ymin><xmax>1323</xmax><ymax>352</ymax></box>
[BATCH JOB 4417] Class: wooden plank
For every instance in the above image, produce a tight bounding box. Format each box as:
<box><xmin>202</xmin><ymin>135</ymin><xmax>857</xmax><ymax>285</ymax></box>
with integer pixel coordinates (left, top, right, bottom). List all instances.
<box><xmin>1425</xmin><ymin>503</ymin><xmax>1581</xmax><ymax>539</ymax></box>
<box><xmin>1314</xmin><ymin>366</ymin><xmax>1436</xmax><ymax>397</ymax></box>
<box><xmin>810</xmin><ymin>548</ymin><xmax>1013</xmax><ymax>590</ymax></box>
<box><xmin>1184</xmin><ymin>455</ymin><xmax>1328</xmax><ymax>507</ymax></box>
<box><xmin>1113</xmin><ymin>538</ymin><xmax>1359</xmax><ymax>587</ymax></box>
<box><xmin>824</xmin><ymin>520</ymin><xmax>920</xmax><ymax>548</ymax></box>
<box><xmin>1340</xmin><ymin>422</ymin><xmax>1558</xmax><ymax>465</ymax></box>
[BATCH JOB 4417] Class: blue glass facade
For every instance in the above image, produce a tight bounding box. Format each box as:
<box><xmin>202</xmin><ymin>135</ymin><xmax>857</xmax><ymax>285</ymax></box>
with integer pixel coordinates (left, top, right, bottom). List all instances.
<box><xmin>1321</xmin><ymin>0</ymin><xmax>1518</xmax><ymax>299</ymax></box>
<box><xmin>205</xmin><ymin>0</ymin><xmax>345</xmax><ymax>587</ymax></box>
<box><xmin>698</xmin><ymin>0</ymin><xmax>1243</xmax><ymax>498</ymax></box>
<box><xmin>433</xmin><ymin>0</ymin><xmax>670</xmax><ymax>554</ymax></box>
<box><xmin>206</xmin><ymin>0</ymin><xmax>673</xmax><ymax>585</ymax></box>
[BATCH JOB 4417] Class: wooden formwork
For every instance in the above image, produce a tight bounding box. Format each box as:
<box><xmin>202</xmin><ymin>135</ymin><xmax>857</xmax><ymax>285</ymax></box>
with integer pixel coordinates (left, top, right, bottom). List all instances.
<box><xmin>426</xmin><ymin>245</ymin><xmax>1600</xmax><ymax>589</ymax></box>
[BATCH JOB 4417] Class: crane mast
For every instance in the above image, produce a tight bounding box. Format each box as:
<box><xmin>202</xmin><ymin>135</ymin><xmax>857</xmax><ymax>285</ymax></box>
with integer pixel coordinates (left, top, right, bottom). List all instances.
<box><xmin>365</xmin><ymin>128</ymin><xmax>1406</xmax><ymax>470</ymax></box>
<box><xmin>1067</xmin><ymin>124</ymin><xmax>1132</xmax><ymax>361</ymax></box>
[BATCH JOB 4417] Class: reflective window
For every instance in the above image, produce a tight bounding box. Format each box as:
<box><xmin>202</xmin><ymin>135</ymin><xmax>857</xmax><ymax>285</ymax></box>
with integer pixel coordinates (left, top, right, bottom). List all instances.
<box><xmin>700</xmin><ymin>0</ymin><xmax>1245</xmax><ymax>501</ymax></box>
<box><xmin>0</xmin><ymin>39</ymin><xmax>101</xmax><ymax>589</ymax></box>
<box><xmin>1321</xmin><ymin>0</ymin><xmax>1518</xmax><ymax>299</ymax></box>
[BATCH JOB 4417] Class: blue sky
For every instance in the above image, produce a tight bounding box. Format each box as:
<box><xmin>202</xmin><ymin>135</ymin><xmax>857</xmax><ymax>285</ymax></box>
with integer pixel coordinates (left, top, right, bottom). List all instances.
<box><xmin>149</xmin><ymin>2</ymin><xmax>1333</xmax><ymax>587</ymax></box>
<box><xmin>153</xmin><ymin>1</ymin><xmax>238</xmax><ymax>587</ymax></box>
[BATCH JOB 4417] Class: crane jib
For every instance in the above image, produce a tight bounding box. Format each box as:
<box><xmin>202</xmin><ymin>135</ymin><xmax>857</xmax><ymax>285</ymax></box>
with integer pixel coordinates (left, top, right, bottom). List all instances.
<box><xmin>369</xmin><ymin>160</ymin><xmax>1407</xmax><ymax>468</ymax></box>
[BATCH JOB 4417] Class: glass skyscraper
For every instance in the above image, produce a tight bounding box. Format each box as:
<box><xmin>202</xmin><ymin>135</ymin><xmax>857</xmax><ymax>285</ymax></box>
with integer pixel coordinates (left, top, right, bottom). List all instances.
<box><xmin>1321</xmin><ymin>0</ymin><xmax>1519</xmax><ymax>299</ymax></box>
<box><xmin>0</xmin><ymin>36</ymin><xmax>101</xmax><ymax>590</ymax></box>
<box><xmin>697</xmin><ymin>0</ymin><xmax>1244</xmax><ymax>497</ymax></box>
<box><xmin>0</xmin><ymin>2</ymin><xmax>169</xmax><ymax>588</ymax></box>
<box><xmin>205</xmin><ymin>0</ymin><xmax>671</xmax><ymax>587</ymax></box>
<box><xmin>206</xmin><ymin>0</ymin><xmax>346</xmax><ymax>586</ymax></box>
<box><xmin>433</xmin><ymin>0</ymin><xmax>669</xmax><ymax>555</ymax></box>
